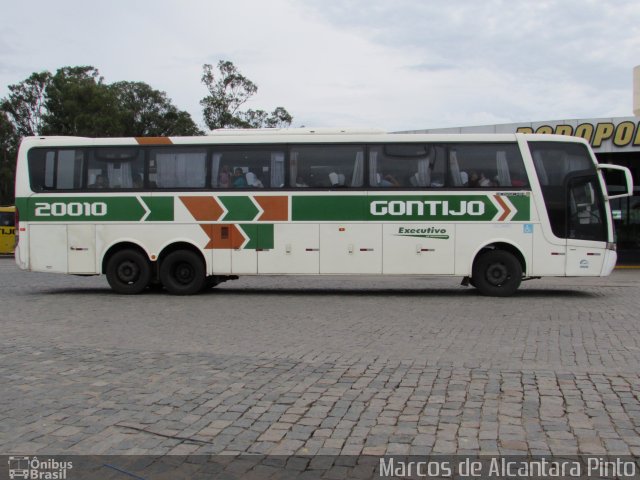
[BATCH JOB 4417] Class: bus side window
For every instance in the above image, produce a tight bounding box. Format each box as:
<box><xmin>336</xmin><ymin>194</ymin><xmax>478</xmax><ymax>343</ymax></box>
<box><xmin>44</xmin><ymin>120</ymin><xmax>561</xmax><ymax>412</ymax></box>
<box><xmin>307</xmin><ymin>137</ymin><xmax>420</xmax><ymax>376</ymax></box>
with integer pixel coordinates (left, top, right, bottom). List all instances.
<box><xmin>211</xmin><ymin>148</ymin><xmax>284</xmax><ymax>189</ymax></box>
<box><xmin>369</xmin><ymin>144</ymin><xmax>443</xmax><ymax>188</ymax></box>
<box><xmin>445</xmin><ymin>143</ymin><xmax>529</xmax><ymax>188</ymax></box>
<box><xmin>290</xmin><ymin>145</ymin><xmax>364</xmax><ymax>188</ymax></box>
<box><xmin>27</xmin><ymin>149</ymin><xmax>84</xmax><ymax>191</ymax></box>
<box><xmin>149</xmin><ymin>148</ymin><xmax>207</xmax><ymax>189</ymax></box>
<box><xmin>0</xmin><ymin>212</ymin><xmax>13</xmax><ymax>227</ymax></box>
<box><xmin>89</xmin><ymin>148</ymin><xmax>145</xmax><ymax>189</ymax></box>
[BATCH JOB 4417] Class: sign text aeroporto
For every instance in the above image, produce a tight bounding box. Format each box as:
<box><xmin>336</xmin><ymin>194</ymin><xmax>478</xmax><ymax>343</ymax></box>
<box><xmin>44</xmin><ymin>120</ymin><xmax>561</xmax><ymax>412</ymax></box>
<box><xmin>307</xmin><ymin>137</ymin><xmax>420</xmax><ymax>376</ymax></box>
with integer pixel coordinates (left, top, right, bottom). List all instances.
<box><xmin>408</xmin><ymin>116</ymin><xmax>640</xmax><ymax>153</ymax></box>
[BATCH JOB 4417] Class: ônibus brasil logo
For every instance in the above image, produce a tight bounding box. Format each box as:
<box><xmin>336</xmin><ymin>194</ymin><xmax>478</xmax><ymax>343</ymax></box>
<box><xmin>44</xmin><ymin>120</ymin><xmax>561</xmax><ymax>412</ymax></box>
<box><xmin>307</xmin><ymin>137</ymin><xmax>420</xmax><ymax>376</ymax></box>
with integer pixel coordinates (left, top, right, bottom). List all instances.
<box><xmin>8</xmin><ymin>456</ymin><xmax>72</xmax><ymax>479</ymax></box>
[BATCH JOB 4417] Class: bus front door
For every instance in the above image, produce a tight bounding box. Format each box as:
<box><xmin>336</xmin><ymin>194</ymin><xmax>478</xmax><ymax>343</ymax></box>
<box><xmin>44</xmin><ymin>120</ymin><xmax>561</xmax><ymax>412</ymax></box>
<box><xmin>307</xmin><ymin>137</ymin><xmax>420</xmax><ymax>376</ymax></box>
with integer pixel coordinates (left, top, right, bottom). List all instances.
<box><xmin>565</xmin><ymin>176</ymin><xmax>607</xmax><ymax>276</ymax></box>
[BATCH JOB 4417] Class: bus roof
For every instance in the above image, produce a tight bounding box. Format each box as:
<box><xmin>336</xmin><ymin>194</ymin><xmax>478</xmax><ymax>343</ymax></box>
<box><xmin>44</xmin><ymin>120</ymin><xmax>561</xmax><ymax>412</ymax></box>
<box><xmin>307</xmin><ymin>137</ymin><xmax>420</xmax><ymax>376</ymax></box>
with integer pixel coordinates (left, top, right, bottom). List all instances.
<box><xmin>18</xmin><ymin>132</ymin><xmax>592</xmax><ymax>148</ymax></box>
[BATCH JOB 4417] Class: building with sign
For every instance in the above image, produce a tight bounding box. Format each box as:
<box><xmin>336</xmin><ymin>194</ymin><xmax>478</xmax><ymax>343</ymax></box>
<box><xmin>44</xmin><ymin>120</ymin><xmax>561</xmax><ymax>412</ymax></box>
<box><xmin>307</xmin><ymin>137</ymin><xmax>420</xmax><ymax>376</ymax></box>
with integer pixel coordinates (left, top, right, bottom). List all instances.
<box><xmin>404</xmin><ymin>117</ymin><xmax>640</xmax><ymax>264</ymax></box>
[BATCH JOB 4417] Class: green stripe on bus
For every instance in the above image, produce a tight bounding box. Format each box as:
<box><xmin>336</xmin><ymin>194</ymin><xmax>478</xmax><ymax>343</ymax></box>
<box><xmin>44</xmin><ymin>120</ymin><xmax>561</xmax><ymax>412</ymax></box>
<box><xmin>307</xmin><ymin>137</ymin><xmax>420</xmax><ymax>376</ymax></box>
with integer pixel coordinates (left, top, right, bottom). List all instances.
<box><xmin>239</xmin><ymin>224</ymin><xmax>274</xmax><ymax>249</ymax></box>
<box><xmin>18</xmin><ymin>196</ymin><xmax>174</xmax><ymax>222</ymax></box>
<box><xmin>292</xmin><ymin>196</ymin><xmax>368</xmax><ymax>221</ymax></box>
<box><xmin>141</xmin><ymin>197</ymin><xmax>174</xmax><ymax>222</ymax></box>
<box><xmin>219</xmin><ymin>196</ymin><xmax>259</xmax><ymax>221</ymax></box>
<box><xmin>17</xmin><ymin>193</ymin><xmax>530</xmax><ymax>223</ymax></box>
<box><xmin>291</xmin><ymin>194</ymin><xmax>530</xmax><ymax>221</ymax></box>
<box><xmin>508</xmin><ymin>195</ymin><xmax>531</xmax><ymax>222</ymax></box>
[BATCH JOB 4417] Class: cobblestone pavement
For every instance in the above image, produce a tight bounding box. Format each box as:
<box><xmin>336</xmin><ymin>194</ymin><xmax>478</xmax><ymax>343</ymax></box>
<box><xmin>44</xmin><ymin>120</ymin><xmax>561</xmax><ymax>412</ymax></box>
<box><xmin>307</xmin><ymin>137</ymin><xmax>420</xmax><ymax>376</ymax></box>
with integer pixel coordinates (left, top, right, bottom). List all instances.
<box><xmin>1</xmin><ymin>257</ymin><xmax>640</xmax><ymax>457</ymax></box>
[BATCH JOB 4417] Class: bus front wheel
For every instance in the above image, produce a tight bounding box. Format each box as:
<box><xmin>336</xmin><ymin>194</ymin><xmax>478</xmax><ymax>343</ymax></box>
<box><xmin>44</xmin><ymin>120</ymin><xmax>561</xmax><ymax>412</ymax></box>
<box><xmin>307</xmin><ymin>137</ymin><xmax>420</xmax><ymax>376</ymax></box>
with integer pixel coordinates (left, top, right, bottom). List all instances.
<box><xmin>160</xmin><ymin>250</ymin><xmax>205</xmax><ymax>295</ymax></box>
<box><xmin>106</xmin><ymin>249</ymin><xmax>151</xmax><ymax>294</ymax></box>
<box><xmin>472</xmin><ymin>250</ymin><xmax>522</xmax><ymax>297</ymax></box>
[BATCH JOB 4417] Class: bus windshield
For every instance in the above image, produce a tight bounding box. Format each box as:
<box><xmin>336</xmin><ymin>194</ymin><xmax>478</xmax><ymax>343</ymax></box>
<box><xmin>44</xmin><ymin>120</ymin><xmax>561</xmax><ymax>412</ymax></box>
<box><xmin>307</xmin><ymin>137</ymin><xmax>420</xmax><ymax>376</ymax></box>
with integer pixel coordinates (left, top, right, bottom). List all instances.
<box><xmin>529</xmin><ymin>141</ymin><xmax>606</xmax><ymax>241</ymax></box>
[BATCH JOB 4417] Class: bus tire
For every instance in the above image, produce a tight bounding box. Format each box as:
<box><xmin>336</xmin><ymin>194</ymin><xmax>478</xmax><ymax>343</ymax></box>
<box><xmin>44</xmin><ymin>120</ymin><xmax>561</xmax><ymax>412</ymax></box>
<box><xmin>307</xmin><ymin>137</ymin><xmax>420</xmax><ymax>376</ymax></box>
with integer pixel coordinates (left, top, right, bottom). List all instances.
<box><xmin>472</xmin><ymin>250</ymin><xmax>522</xmax><ymax>297</ymax></box>
<box><xmin>106</xmin><ymin>249</ymin><xmax>151</xmax><ymax>294</ymax></box>
<box><xmin>160</xmin><ymin>250</ymin><xmax>205</xmax><ymax>295</ymax></box>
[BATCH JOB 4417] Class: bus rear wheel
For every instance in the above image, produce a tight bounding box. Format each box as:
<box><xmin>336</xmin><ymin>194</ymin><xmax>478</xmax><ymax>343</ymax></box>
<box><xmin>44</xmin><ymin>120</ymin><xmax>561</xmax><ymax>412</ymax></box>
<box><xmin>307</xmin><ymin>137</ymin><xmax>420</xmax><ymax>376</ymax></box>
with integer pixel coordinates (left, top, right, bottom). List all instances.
<box><xmin>472</xmin><ymin>250</ymin><xmax>522</xmax><ymax>297</ymax></box>
<box><xmin>106</xmin><ymin>249</ymin><xmax>151</xmax><ymax>294</ymax></box>
<box><xmin>160</xmin><ymin>250</ymin><xmax>205</xmax><ymax>295</ymax></box>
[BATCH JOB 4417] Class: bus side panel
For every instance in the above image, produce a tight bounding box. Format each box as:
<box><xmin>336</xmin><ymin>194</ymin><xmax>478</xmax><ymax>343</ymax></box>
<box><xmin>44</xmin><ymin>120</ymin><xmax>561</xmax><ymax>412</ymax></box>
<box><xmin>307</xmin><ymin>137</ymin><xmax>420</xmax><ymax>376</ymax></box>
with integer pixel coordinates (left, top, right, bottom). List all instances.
<box><xmin>211</xmin><ymin>242</ymin><xmax>232</xmax><ymax>275</ymax></box>
<box><xmin>531</xmin><ymin>228</ymin><xmax>566</xmax><ymax>276</ymax></box>
<box><xmin>566</xmin><ymin>241</ymin><xmax>607</xmax><ymax>276</ymax></box>
<box><xmin>454</xmin><ymin>223</ymin><xmax>533</xmax><ymax>276</ymax></box>
<box><xmin>320</xmin><ymin>224</ymin><xmax>382</xmax><ymax>274</ymax></box>
<box><xmin>231</xmin><ymin>227</ymin><xmax>257</xmax><ymax>274</ymax></box>
<box><xmin>68</xmin><ymin>224</ymin><xmax>96</xmax><ymax>274</ymax></box>
<box><xmin>382</xmin><ymin>223</ymin><xmax>455</xmax><ymax>274</ymax></box>
<box><xmin>30</xmin><ymin>224</ymin><xmax>68</xmax><ymax>273</ymax></box>
<box><xmin>258</xmin><ymin>223</ymin><xmax>320</xmax><ymax>274</ymax></box>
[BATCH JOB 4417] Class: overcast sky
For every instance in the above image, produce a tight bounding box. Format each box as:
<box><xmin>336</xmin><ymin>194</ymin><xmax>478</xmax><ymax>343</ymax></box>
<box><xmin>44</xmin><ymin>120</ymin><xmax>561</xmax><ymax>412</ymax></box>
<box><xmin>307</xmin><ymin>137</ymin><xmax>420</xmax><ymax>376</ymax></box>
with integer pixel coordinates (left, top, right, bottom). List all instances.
<box><xmin>1</xmin><ymin>0</ymin><xmax>638</xmax><ymax>132</ymax></box>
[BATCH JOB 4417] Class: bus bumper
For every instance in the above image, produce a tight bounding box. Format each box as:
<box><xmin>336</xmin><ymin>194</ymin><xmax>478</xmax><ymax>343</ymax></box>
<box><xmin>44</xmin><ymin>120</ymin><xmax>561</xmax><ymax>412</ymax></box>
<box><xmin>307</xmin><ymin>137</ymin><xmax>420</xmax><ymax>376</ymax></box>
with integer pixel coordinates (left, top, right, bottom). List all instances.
<box><xmin>601</xmin><ymin>249</ymin><xmax>617</xmax><ymax>276</ymax></box>
<box><xmin>14</xmin><ymin>244</ymin><xmax>28</xmax><ymax>270</ymax></box>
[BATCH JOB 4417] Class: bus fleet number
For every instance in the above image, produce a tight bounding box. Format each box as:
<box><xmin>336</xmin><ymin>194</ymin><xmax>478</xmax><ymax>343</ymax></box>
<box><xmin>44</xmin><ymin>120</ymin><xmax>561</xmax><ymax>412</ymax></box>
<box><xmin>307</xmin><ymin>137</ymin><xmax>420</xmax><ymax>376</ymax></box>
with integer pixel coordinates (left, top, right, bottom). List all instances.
<box><xmin>34</xmin><ymin>202</ymin><xmax>107</xmax><ymax>217</ymax></box>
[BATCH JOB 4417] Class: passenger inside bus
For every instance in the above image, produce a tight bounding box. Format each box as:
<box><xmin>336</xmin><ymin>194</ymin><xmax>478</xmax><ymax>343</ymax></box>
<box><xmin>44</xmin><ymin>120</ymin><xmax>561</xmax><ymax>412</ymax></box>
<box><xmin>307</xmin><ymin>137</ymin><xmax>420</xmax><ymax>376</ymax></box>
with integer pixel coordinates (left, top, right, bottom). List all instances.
<box><xmin>218</xmin><ymin>165</ymin><xmax>231</xmax><ymax>188</ymax></box>
<box><xmin>232</xmin><ymin>168</ymin><xmax>247</xmax><ymax>187</ymax></box>
<box><xmin>246</xmin><ymin>170</ymin><xmax>264</xmax><ymax>188</ymax></box>
<box><xmin>132</xmin><ymin>174</ymin><xmax>143</xmax><ymax>188</ymax></box>
<box><xmin>378</xmin><ymin>172</ymin><xmax>401</xmax><ymax>187</ymax></box>
<box><xmin>89</xmin><ymin>174</ymin><xmax>108</xmax><ymax>188</ymax></box>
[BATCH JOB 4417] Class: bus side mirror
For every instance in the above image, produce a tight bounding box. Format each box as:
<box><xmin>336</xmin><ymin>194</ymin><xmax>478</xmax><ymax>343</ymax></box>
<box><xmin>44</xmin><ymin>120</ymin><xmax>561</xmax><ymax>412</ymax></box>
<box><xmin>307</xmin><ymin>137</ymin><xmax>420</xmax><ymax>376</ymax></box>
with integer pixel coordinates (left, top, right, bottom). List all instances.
<box><xmin>597</xmin><ymin>164</ymin><xmax>634</xmax><ymax>200</ymax></box>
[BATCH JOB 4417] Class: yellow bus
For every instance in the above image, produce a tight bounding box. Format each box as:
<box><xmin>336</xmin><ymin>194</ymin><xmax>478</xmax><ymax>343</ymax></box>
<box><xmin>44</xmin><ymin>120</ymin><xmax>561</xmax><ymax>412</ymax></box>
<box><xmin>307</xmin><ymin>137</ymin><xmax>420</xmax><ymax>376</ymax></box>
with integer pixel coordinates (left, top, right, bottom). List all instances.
<box><xmin>0</xmin><ymin>206</ymin><xmax>16</xmax><ymax>254</ymax></box>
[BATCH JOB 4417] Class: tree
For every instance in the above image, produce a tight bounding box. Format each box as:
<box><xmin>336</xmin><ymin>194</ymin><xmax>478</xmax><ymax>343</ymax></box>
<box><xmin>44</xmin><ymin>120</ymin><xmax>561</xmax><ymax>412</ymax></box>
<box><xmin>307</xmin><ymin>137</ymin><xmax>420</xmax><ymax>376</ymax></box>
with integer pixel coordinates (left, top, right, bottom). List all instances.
<box><xmin>41</xmin><ymin>66</ymin><xmax>123</xmax><ymax>137</ymax></box>
<box><xmin>237</xmin><ymin>106</ymin><xmax>293</xmax><ymax>129</ymax></box>
<box><xmin>1</xmin><ymin>71</ymin><xmax>51</xmax><ymax>137</ymax></box>
<box><xmin>0</xmin><ymin>71</ymin><xmax>49</xmax><ymax>203</ymax></box>
<box><xmin>111</xmin><ymin>81</ymin><xmax>202</xmax><ymax>136</ymax></box>
<box><xmin>200</xmin><ymin>61</ymin><xmax>292</xmax><ymax>130</ymax></box>
<box><xmin>0</xmin><ymin>112</ymin><xmax>18</xmax><ymax>203</ymax></box>
<box><xmin>39</xmin><ymin>67</ymin><xmax>202</xmax><ymax>138</ymax></box>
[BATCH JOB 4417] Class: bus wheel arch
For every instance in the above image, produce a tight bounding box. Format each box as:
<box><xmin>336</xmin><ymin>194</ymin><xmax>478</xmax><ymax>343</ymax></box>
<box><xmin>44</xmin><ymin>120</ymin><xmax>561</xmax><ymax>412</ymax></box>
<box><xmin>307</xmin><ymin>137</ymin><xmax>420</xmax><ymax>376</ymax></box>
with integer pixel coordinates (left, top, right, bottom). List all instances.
<box><xmin>103</xmin><ymin>242</ymin><xmax>152</xmax><ymax>294</ymax></box>
<box><xmin>158</xmin><ymin>242</ymin><xmax>207</xmax><ymax>295</ymax></box>
<box><xmin>471</xmin><ymin>242</ymin><xmax>526</xmax><ymax>297</ymax></box>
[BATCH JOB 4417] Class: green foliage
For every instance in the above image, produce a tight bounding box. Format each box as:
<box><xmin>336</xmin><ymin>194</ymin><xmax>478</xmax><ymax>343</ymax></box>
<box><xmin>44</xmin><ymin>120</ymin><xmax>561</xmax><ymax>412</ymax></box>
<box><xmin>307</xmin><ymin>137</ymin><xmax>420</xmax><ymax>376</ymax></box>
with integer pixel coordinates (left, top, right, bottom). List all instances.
<box><xmin>32</xmin><ymin>66</ymin><xmax>201</xmax><ymax>137</ymax></box>
<box><xmin>1</xmin><ymin>71</ymin><xmax>51</xmax><ymax>138</ymax></box>
<box><xmin>238</xmin><ymin>106</ymin><xmax>294</xmax><ymax>129</ymax></box>
<box><xmin>111</xmin><ymin>81</ymin><xmax>203</xmax><ymax>136</ymax></box>
<box><xmin>0</xmin><ymin>111</ymin><xmax>18</xmax><ymax>203</ymax></box>
<box><xmin>41</xmin><ymin>66</ymin><xmax>122</xmax><ymax>136</ymax></box>
<box><xmin>201</xmin><ymin>61</ymin><xmax>292</xmax><ymax>130</ymax></box>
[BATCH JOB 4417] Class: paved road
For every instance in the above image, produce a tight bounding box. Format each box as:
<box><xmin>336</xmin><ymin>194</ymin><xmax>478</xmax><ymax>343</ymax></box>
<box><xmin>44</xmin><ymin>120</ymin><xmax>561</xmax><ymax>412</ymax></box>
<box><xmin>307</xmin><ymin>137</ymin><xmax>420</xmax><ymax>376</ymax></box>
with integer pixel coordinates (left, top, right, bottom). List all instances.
<box><xmin>1</xmin><ymin>256</ymin><xmax>639</xmax><ymax>457</ymax></box>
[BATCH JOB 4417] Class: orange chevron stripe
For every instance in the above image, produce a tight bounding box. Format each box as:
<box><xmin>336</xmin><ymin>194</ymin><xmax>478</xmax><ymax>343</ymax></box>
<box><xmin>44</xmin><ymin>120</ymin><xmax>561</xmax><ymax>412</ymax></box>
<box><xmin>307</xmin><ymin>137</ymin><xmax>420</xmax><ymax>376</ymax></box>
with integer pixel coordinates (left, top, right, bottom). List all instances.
<box><xmin>255</xmin><ymin>196</ymin><xmax>288</xmax><ymax>221</ymax></box>
<box><xmin>199</xmin><ymin>224</ymin><xmax>244</xmax><ymax>249</ymax></box>
<box><xmin>181</xmin><ymin>196</ymin><xmax>224</xmax><ymax>221</ymax></box>
<box><xmin>494</xmin><ymin>195</ymin><xmax>511</xmax><ymax>221</ymax></box>
<box><xmin>135</xmin><ymin>137</ymin><xmax>173</xmax><ymax>145</ymax></box>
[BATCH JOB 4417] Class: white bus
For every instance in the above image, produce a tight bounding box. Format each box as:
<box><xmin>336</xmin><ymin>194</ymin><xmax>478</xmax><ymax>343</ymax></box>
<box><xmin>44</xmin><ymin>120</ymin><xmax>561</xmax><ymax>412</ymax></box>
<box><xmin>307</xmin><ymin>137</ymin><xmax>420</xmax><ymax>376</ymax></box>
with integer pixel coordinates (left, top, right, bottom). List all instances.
<box><xmin>13</xmin><ymin>129</ymin><xmax>633</xmax><ymax>296</ymax></box>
